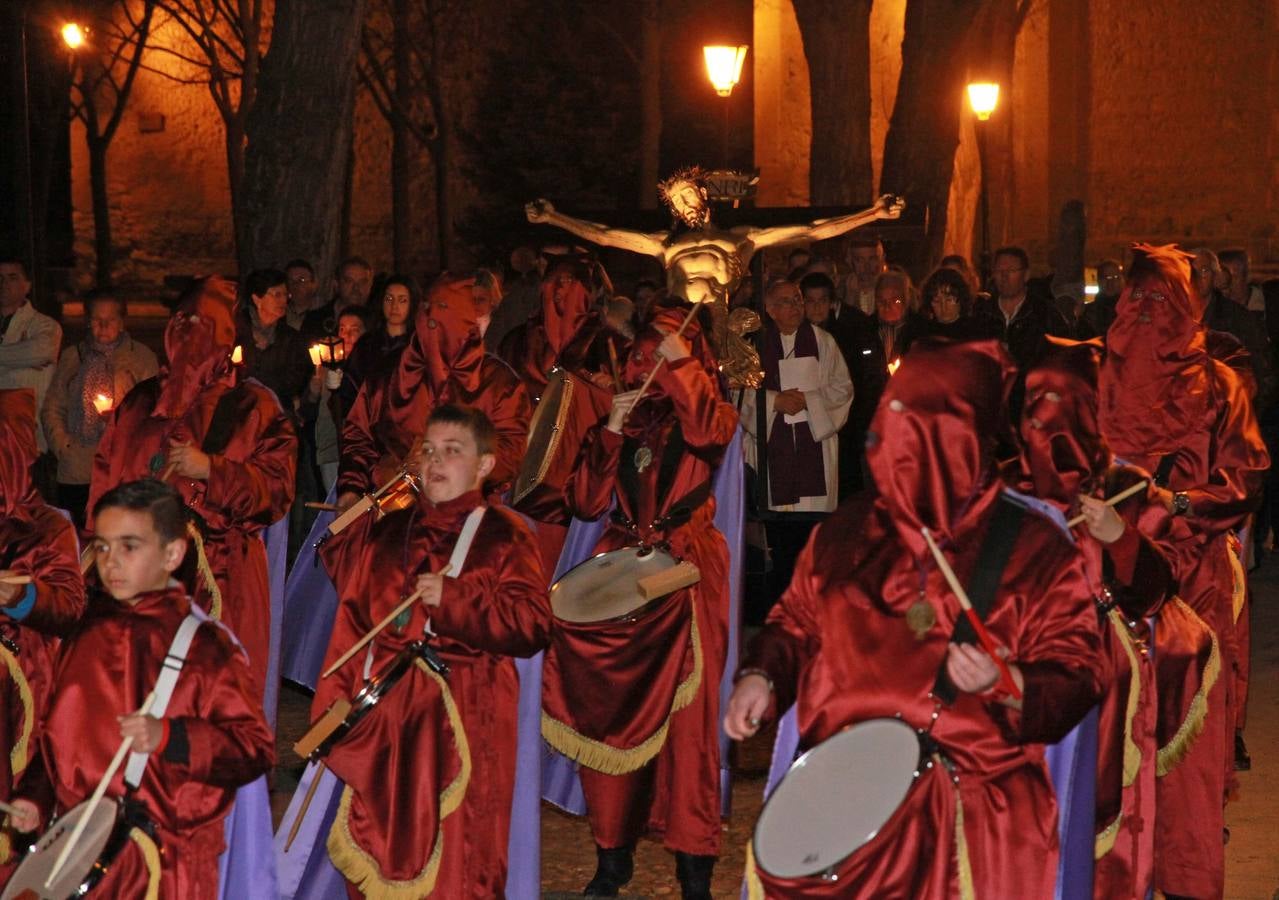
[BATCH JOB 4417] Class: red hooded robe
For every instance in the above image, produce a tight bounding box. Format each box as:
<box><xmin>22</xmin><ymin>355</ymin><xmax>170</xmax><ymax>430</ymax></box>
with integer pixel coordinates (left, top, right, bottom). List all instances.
<box><xmin>743</xmin><ymin>339</ymin><xmax>1104</xmax><ymax>899</ymax></box>
<box><xmin>87</xmin><ymin>277</ymin><xmax>298</xmax><ymax>701</ymax></box>
<box><xmin>1098</xmin><ymin>244</ymin><xmax>1268</xmax><ymax>899</ymax></box>
<box><xmin>0</xmin><ymin>389</ymin><xmax>86</xmax><ymax>871</ymax></box>
<box><xmin>541</xmin><ymin>305</ymin><xmax>737</xmax><ymax>857</ymax></box>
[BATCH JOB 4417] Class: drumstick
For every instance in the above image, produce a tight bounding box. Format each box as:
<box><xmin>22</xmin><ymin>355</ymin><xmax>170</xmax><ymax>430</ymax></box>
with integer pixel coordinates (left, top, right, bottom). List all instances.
<box><xmin>80</xmin><ymin>543</ymin><xmax>96</xmax><ymax>575</ymax></box>
<box><xmin>0</xmin><ymin>575</ymin><xmax>31</xmax><ymax>586</ymax></box>
<box><xmin>606</xmin><ymin>338</ymin><xmax>623</xmax><ymax>392</ymax></box>
<box><xmin>0</xmin><ymin>799</ymin><xmax>22</xmax><ymax>817</ymax></box>
<box><xmin>919</xmin><ymin>528</ymin><xmax>1022</xmax><ymax>701</ymax></box>
<box><xmin>305</xmin><ymin>502</ymin><xmax>341</xmax><ymax>512</ymax></box>
<box><xmin>321</xmin><ymin>564</ymin><xmax>453</xmax><ymax>679</ymax></box>
<box><xmin>45</xmin><ymin>691</ymin><xmax>158</xmax><ymax>889</ymax></box>
<box><xmin>1065</xmin><ymin>480</ymin><xmax>1149</xmax><ymax>528</ymax></box>
<box><xmin>622</xmin><ymin>303</ymin><xmax>701</xmax><ymax>424</ymax></box>
<box><xmin>283</xmin><ymin>762</ymin><xmax>327</xmax><ymax>852</ymax></box>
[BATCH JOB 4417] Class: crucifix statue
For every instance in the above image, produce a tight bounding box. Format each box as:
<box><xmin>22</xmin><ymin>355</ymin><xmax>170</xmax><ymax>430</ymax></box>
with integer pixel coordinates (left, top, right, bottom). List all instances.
<box><xmin>526</xmin><ymin>166</ymin><xmax>904</xmax><ymax>387</ymax></box>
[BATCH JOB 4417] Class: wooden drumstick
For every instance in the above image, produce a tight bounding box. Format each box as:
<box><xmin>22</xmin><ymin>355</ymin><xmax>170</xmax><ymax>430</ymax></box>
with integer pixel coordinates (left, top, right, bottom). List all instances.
<box><xmin>80</xmin><ymin>543</ymin><xmax>96</xmax><ymax>576</ymax></box>
<box><xmin>321</xmin><ymin>564</ymin><xmax>452</xmax><ymax>679</ymax></box>
<box><xmin>920</xmin><ymin>528</ymin><xmax>1022</xmax><ymax>701</ymax></box>
<box><xmin>0</xmin><ymin>799</ymin><xmax>23</xmax><ymax>817</ymax></box>
<box><xmin>304</xmin><ymin>502</ymin><xmax>341</xmax><ymax>512</ymax></box>
<box><xmin>45</xmin><ymin>691</ymin><xmax>157</xmax><ymax>888</ymax></box>
<box><xmin>1065</xmin><ymin>480</ymin><xmax>1149</xmax><ymax>528</ymax></box>
<box><xmin>606</xmin><ymin>338</ymin><xmax>623</xmax><ymax>392</ymax></box>
<box><xmin>0</xmin><ymin>575</ymin><xmax>31</xmax><ymax>586</ymax></box>
<box><xmin>621</xmin><ymin>303</ymin><xmax>701</xmax><ymax>425</ymax></box>
<box><xmin>283</xmin><ymin>762</ymin><xmax>327</xmax><ymax>852</ymax></box>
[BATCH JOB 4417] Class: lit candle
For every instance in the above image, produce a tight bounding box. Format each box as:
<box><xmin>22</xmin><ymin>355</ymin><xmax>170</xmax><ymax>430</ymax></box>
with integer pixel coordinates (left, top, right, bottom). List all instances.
<box><xmin>231</xmin><ymin>345</ymin><xmax>243</xmax><ymax>365</ymax></box>
<box><xmin>92</xmin><ymin>393</ymin><xmax>113</xmax><ymax>415</ymax></box>
<box><xmin>308</xmin><ymin>344</ymin><xmax>324</xmax><ymax>368</ymax></box>
<box><xmin>887</xmin><ymin>358</ymin><xmax>901</xmax><ymax>376</ymax></box>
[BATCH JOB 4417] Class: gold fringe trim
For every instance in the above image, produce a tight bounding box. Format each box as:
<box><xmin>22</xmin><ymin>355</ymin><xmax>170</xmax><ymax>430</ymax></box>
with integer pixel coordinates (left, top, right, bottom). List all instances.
<box><xmin>1094</xmin><ymin>811</ymin><xmax>1122</xmax><ymax>860</ymax></box>
<box><xmin>949</xmin><ymin>757</ymin><xmax>975</xmax><ymax>900</ymax></box>
<box><xmin>541</xmin><ymin>605</ymin><xmax>704</xmax><ymax>775</ymax></box>
<box><xmin>0</xmin><ymin>643</ymin><xmax>34</xmax><ymax>778</ymax></box>
<box><xmin>743</xmin><ymin>839</ymin><xmax>766</xmax><ymax>900</ymax></box>
<box><xmin>187</xmin><ymin>521</ymin><xmax>223</xmax><ymax>621</ymax></box>
<box><xmin>0</xmin><ymin>831</ymin><xmax>10</xmax><ymax>867</ymax></box>
<box><xmin>1109</xmin><ymin>609</ymin><xmax>1143</xmax><ymax>787</ymax></box>
<box><xmin>1227</xmin><ymin>538</ymin><xmax>1246</xmax><ymax>623</ymax></box>
<box><xmin>326</xmin><ymin>665</ymin><xmax>471</xmax><ymax>898</ymax></box>
<box><xmin>128</xmin><ymin>826</ymin><xmax>162</xmax><ymax>900</ymax></box>
<box><xmin>1156</xmin><ymin>598</ymin><xmax>1221</xmax><ymax>777</ymax></box>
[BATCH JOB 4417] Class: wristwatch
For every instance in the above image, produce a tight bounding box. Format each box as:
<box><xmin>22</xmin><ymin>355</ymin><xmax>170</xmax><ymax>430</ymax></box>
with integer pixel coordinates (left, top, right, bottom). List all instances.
<box><xmin>1172</xmin><ymin>492</ymin><xmax>1191</xmax><ymax>516</ymax></box>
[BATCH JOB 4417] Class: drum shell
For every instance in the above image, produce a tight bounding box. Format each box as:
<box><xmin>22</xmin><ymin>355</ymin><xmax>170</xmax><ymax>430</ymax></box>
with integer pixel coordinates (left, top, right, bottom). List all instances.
<box><xmin>2</xmin><ymin>797</ymin><xmax>144</xmax><ymax>900</ymax></box>
<box><xmin>550</xmin><ymin>546</ymin><xmax>680</xmax><ymax>624</ymax></box>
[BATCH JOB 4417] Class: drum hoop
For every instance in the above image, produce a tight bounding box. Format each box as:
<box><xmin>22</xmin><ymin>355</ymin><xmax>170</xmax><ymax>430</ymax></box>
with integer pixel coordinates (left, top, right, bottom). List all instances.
<box><xmin>321</xmin><ymin>643</ymin><xmax>428</xmax><ymax>757</ymax></box>
<box><xmin>5</xmin><ymin>797</ymin><xmax>142</xmax><ymax>900</ymax></box>
<box><xmin>512</xmin><ymin>368</ymin><xmax>574</xmax><ymax>505</ymax></box>
<box><xmin>752</xmin><ymin>718</ymin><xmax>924</xmax><ymax>881</ymax></box>
<box><xmin>550</xmin><ymin>545</ymin><xmax>679</xmax><ymax>625</ymax></box>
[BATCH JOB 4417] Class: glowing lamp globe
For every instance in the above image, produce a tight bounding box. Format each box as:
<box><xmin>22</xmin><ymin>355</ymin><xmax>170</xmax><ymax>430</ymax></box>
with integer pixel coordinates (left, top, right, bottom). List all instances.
<box><xmin>703</xmin><ymin>45</ymin><xmax>748</xmax><ymax>97</ymax></box>
<box><xmin>61</xmin><ymin>22</ymin><xmax>86</xmax><ymax>50</ymax></box>
<box><xmin>967</xmin><ymin>82</ymin><xmax>1000</xmax><ymax>121</ymax></box>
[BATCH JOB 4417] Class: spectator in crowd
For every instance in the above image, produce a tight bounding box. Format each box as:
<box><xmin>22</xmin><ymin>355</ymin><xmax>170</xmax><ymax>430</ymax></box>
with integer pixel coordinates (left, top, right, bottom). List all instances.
<box><xmin>0</xmin><ymin>257</ymin><xmax>61</xmax><ymax>463</ymax></box>
<box><xmin>1192</xmin><ymin>248</ymin><xmax>1275</xmax><ymax>409</ymax></box>
<box><xmin>973</xmin><ymin>245</ymin><xmax>1069</xmax><ymax>367</ymax></box>
<box><xmin>41</xmin><ymin>291</ymin><xmax>158</xmax><ymax>526</ymax></box>
<box><xmin>903</xmin><ymin>265</ymin><xmax>1000</xmax><ymax>352</ymax></box>
<box><xmin>302</xmin><ymin>255</ymin><xmax>373</xmax><ymax>339</ymax></box>
<box><xmin>237</xmin><ymin>267</ymin><xmax>312</xmax><ymax>415</ymax></box>
<box><xmin>785</xmin><ymin>245</ymin><xmax>812</xmax><ymax>281</ymax></box>
<box><xmin>312</xmin><ymin>308</ymin><xmax>367</xmax><ymax>492</ymax></box>
<box><xmin>842</xmin><ymin>236</ymin><xmax>886</xmax><ymax>317</ymax></box>
<box><xmin>940</xmin><ymin>253</ymin><xmax>983</xmax><ymax>298</ymax></box>
<box><xmin>633</xmin><ymin>277</ymin><xmax>661</xmax><ymax>322</ymax></box>
<box><xmin>285</xmin><ymin>258</ymin><xmax>321</xmax><ymax>329</ymax></box>
<box><xmin>1083</xmin><ymin>258</ymin><xmax>1124</xmax><ymax>337</ymax></box>
<box><xmin>1220</xmin><ymin>248</ymin><xmax>1266</xmax><ymax>314</ymax></box>
<box><xmin>604</xmin><ymin>295</ymin><xmax>636</xmax><ymax>340</ymax></box>
<box><xmin>741</xmin><ymin>277</ymin><xmax>852</xmax><ymax>623</ymax></box>
<box><xmin>338</xmin><ymin>274</ymin><xmax>419</xmax><ymax>412</ymax></box>
<box><xmin>485</xmin><ymin>246</ymin><xmax>541</xmax><ymax>350</ymax></box>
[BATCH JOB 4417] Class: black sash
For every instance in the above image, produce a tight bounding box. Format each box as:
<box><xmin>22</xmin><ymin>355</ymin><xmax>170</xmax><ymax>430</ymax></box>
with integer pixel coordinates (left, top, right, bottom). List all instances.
<box><xmin>933</xmin><ymin>494</ymin><xmax>1026</xmax><ymax>704</ymax></box>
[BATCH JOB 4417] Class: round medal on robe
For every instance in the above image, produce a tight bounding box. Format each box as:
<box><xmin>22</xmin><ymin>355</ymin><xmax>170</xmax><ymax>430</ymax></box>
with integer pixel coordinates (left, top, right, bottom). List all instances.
<box><xmin>634</xmin><ymin>446</ymin><xmax>654</xmax><ymax>473</ymax></box>
<box><xmin>906</xmin><ymin>599</ymin><xmax>936</xmax><ymax>640</ymax></box>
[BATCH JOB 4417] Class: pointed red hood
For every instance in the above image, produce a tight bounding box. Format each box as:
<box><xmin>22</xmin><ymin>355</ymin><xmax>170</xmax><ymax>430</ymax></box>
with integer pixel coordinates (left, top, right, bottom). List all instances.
<box><xmin>154</xmin><ymin>276</ymin><xmax>239</xmax><ymax>418</ymax></box>
<box><xmin>406</xmin><ymin>274</ymin><xmax>484</xmax><ymax>395</ymax></box>
<box><xmin>0</xmin><ymin>389</ymin><xmax>38</xmax><ymax>518</ymax></box>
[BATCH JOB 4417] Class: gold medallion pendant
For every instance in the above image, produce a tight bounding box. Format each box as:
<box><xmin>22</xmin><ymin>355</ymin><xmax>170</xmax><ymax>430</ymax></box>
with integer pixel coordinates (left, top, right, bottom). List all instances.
<box><xmin>633</xmin><ymin>446</ymin><xmax>654</xmax><ymax>473</ymax></box>
<box><xmin>906</xmin><ymin>599</ymin><xmax>937</xmax><ymax>640</ymax></box>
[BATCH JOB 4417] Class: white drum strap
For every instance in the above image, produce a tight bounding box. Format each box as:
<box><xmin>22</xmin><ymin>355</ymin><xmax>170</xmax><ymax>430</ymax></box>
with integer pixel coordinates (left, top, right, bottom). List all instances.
<box><xmin>124</xmin><ymin>613</ymin><xmax>203</xmax><ymax>788</ymax></box>
<box><xmin>361</xmin><ymin>506</ymin><xmax>486</xmax><ymax>681</ymax></box>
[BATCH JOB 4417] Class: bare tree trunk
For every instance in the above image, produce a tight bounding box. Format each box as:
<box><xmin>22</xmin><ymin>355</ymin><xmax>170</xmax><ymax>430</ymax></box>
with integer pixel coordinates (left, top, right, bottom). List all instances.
<box><xmin>87</xmin><ymin>135</ymin><xmax>113</xmax><ymax>289</ymax></box>
<box><xmin>880</xmin><ymin>0</ymin><xmax>986</xmax><ymax>279</ymax></box>
<box><xmin>242</xmin><ymin>0</ymin><xmax>367</xmax><ymax>290</ymax></box>
<box><xmin>792</xmin><ymin>0</ymin><xmax>874</xmax><ymax>205</ymax></box>
<box><xmin>637</xmin><ymin>0</ymin><xmax>661</xmax><ymax>208</ymax></box>
<box><xmin>227</xmin><ymin>118</ymin><xmax>248</xmax><ymax>275</ymax></box>
<box><xmin>389</xmin><ymin>0</ymin><xmax>412</xmax><ymax>270</ymax></box>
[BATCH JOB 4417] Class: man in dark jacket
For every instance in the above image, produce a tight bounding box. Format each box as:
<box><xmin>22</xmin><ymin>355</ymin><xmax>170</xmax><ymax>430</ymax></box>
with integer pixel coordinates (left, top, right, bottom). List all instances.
<box><xmin>972</xmin><ymin>246</ymin><xmax>1069</xmax><ymax>368</ymax></box>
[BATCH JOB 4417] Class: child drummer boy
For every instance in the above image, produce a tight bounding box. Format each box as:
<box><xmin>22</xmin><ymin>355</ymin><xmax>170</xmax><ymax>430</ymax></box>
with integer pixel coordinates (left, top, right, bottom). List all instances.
<box><xmin>304</xmin><ymin>403</ymin><xmax>551</xmax><ymax>896</ymax></box>
<box><xmin>9</xmin><ymin>478</ymin><xmax>274</xmax><ymax>897</ymax></box>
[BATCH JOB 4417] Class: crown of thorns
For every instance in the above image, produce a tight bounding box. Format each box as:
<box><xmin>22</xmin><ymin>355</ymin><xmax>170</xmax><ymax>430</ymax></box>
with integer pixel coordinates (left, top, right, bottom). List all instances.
<box><xmin>657</xmin><ymin>167</ymin><xmax>710</xmax><ymax>206</ymax></box>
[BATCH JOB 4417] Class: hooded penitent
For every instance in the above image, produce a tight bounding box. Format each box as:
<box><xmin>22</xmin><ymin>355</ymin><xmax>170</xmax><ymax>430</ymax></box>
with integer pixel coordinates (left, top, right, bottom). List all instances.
<box><xmin>153</xmin><ymin>276</ymin><xmax>239</xmax><ymax>420</ymax></box>
<box><xmin>865</xmin><ymin>337</ymin><xmax>1015</xmax><ymax>561</ymax></box>
<box><xmin>1017</xmin><ymin>337</ymin><xmax>1109</xmax><ymax>506</ymax></box>
<box><xmin>0</xmin><ymin>389</ymin><xmax>39</xmax><ymax>519</ymax></box>
<box><xmin>1098</xmin><ymin>244</ymin><xmax>1208</xmax><ymax>456</ymax></box>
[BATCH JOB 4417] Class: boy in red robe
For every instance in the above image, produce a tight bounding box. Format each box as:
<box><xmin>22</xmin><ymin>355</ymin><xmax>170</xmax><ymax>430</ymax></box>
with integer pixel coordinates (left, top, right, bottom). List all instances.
<box><xmin>87</xmin><ymin>276</ymin><xmax>297</xmax><ymax>701</ymax></box>
<box><xmin>0</xmin><ymin>388</ymin><xmax>85</xmax><ymax>870</ymax></box>
<box><xmin>314</xmin><ymin>404</ymin><xmax>550</xmax><ymax>897</ymax></box>
<box><xmin>9</xmin><ymin>478</ymin><xmax>274</xmax><ymax>898</ymax></box>
<box><xmin>337</xmin><ymin>275</ymin><xmax>530</xmax><ymax>507</ymax></box>
<box><xmin>541</xmin><ymin>306</ymin><xmax>737</xmax><ymax>899</ymax></box>
<box><xmin>1098</xmin><ymin>244</ymin><xmax>1268</xmax><ymax>899</ymax></box>
<box><xmin>726</xmin><ymin>339</ymin><xmax>1104</xmax><ymax>899</ymax></box>
<box><xmin>1009</xmin><ymin>339</ymin><xmax>1175</xmax><ymax>899</ymax></box>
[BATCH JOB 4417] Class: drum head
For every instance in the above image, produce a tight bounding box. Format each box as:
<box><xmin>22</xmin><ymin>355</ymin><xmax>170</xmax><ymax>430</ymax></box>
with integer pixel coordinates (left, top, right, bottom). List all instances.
<box><xmin>551</xmin><ymin>546</ymin><xmax>678</xmax><ymax>623</ymax></box>
<box><xmin>753</xmin><ymin>719</ymin><xmax>921</xmax><ymax>879</ymax></box>
<box><xmin>512</xmin><ymin>368</ymin><xmax>573</xmax><ymax>505</ymax></box>
<box><xmin>2</xmin><ymin>798</ymin><xmax>121</xmax><ymax>900</ymax></box>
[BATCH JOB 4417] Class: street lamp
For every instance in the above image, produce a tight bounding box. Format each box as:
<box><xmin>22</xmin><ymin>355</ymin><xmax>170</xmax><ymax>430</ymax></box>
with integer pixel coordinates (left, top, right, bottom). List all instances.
<box><xmin>703</xmin><ymin>44</ymin><xmax>748</xmax><ymax>168</ymax></box>
<box><xmin>61</xmin><ymin>22</ymin><xmax>87</xmax><ymax>50</ymax></box>
<box><xmin>967</xmin><ymin>81</ymin><xmax>1000</xmax><ymax>287</ymax></box>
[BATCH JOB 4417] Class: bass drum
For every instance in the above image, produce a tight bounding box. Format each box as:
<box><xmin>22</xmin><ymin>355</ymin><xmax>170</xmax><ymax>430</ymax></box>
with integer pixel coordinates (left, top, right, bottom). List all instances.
<box><xmin>550</xmin><ymin>546</ymin><xmax>681</xmax><ymax>624</ymax></box>
<box><xmin>2</xmin><ymin>797</ymin><xmax>140</xmax><ymax>899</ymax></box>
<box><xmin>753</xmin><ymin>718</ymin><xmax>923</xmax><ymax>880</ymax></box>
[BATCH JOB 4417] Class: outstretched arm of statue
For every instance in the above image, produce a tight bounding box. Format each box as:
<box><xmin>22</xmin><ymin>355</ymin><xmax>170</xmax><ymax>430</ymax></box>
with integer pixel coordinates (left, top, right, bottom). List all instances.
<box><xmin>525</xmin><ymin>198</ymin><xmax>667</xmax><ymax>258</ymax></box>
<box><xmin>744</xmin><ymin>193</ymin><xmax>905</xmax><ymax>250</ymax></box>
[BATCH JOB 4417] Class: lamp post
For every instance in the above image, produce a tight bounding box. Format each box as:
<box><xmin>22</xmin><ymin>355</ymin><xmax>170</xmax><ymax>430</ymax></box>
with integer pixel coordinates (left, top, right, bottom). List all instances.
<box><xmin>967</xmin><ymin>81</ymin><xmax>999</xmax><ymax>288</ymax></box>
<box><xmin>703</xmin><ymin>44</ymin><xmax>747</xmax><ymax>168</ymax></box>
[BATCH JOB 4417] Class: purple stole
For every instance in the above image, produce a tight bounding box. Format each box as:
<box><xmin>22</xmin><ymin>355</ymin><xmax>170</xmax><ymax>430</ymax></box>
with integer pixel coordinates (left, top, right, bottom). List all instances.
<box><xmin>760</xmin><ymin>322</ymin><xmax>827</xmax><ymax>505</ymax></box>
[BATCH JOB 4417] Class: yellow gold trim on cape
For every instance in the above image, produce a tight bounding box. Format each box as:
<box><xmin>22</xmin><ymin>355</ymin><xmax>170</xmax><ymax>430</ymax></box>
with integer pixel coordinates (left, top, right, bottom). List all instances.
<box><xmin>744</xmin><ymin>839</ymin><xmax>766</xmax><ymax>900</ymax></box>
<box><xmin>1108</xmin><ymin>609</ymin><xmax>1143</xmax><ymax>787</ymax></box>
<box><xmin>1</xmin><ymin>643</ymin><xmax>34</xmax><ymax>777</ymax></box>
<box><xmin>326</xmin><ymin>666</ymin><xmax>471</xmax><ymax>898</ymax></box>
<box><xmin>1156</xmin><ymin>598</ymin><xmax>1221</xmax><ymax>777</ymax></box>
<box><xmin>541</xmin><ymin>604</ymin><xmax>704</xmax><ymax>775</ymax></box>
<box><xmin>128</xmin><ymin>826</ymin><xmax>162</xmax><ymax>900</ymax></box>
<box><xmin>1227</xmin><ymin>539</ymin><xmax>1246</xmax><ymax>622</ymax></box>
<box><xmin>1094</xmin><ymin>811</ymin><xmax>1122</xmax><ymax>860</ymax></box>
<box><xmin>187</xmin><ymin>522</ymin><xmax>223</xmax><ymax>620</ymax></box>
<box><xmin>950</xmin><ymin>757</ymin><xmax>975</xmax><ymax>900</ymax></box>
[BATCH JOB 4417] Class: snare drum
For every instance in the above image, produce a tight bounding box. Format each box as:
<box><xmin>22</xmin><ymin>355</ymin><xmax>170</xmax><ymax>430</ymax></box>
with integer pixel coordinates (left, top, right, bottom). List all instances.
<box><xmin>3</xmin><ymin>797</ymin><xmax>147</xmax><ymax>899</ymax></box>
<box><xmin>753</xmin><ymin>718</ymin><xmax>923</xmax><ymax>880</ymax></box>
<box><xmin>550</xmin><ymin>546</ymin><xmax>691</xmax><ymax>624</ymax></box>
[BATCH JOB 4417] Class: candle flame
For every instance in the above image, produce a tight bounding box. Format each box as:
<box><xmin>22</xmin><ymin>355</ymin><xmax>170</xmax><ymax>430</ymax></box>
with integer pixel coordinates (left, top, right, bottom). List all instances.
<box><xmin>231</xmin><ymin>345</ymin><xmax>243</xmax><ymax>365</ymax></box>
<box><xmin>92</xmin><ymin>393</ymin><xmax>113</xmax><ymax>414</ymax></box>
<box><xmin>308</xmin><ymin>344</ymin><xmax>324</xmax><ymax>367</ymax></box>
<box><xmin>887</xmin><ymin>358</ymin><xmax>901</xmax><ymax>376</ymax></box>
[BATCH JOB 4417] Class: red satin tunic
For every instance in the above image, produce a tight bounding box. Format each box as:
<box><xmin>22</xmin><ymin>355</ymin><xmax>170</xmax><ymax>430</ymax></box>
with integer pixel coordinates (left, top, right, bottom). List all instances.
<box><xmin>541</xmin><ymin>356</ymin><xmax>737</xmax><ymax>856</ymax></box>
<box><xmin>24</xmin><ymin>587</ymin><xmax>274</xmax><ymax>898</ymax></box>
<box><xmin>315</xmin><ymin>491</ymin><xmax>550</xmax><ymax>897</ymax></box>
<box><xmin>87</xmin><ymin>378</ymin><xmax>298</xmax><ymax>700</ymax></box>
<box><xmin>745</xmin><ymin>485</ymin><xmax>1105</xmax><ymax>899</ymax></box>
